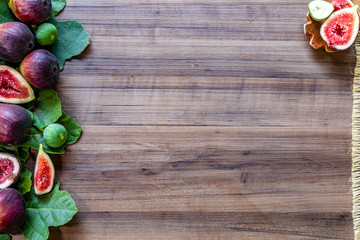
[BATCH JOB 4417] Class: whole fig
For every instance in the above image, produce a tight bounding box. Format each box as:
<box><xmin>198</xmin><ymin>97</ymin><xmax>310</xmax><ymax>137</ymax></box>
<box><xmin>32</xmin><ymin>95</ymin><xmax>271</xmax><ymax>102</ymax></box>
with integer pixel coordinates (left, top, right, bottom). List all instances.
<box><xmin>0</xmin><ymin>188</ymin><xmax>26</xmax><ymax>234</ymax></box>
<box><xmin>9</xmin><ymin>0</ymin><xmax>52</xmax><ymax>25</ymax></box>
<box><xmin>20</xmin><ymin>49</ymin><xmax>60</xmax><ymax>89</ymax></box>
<box><xmin>0</xmin><ymin>22</ymin><xmax>35</xmax><ymax>62</ymax></box>
<box><xmin>0</xmin><ymin>103</ymin><xmax>32</xmax><ymax>145</ymax></box>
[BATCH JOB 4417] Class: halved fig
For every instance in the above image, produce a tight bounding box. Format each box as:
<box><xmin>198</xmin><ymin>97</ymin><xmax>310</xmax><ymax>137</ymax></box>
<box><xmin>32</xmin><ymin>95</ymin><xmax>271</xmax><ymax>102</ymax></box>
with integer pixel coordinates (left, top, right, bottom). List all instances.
<box><xmin>34</xmin><ymin>144</ymin><xmax>55</xmax><ymax>195</ymax></box>
<box><xmin>0</xmin><ymin>65</ymin><xmax>34</xmax><ymax>104</ymax></box>
<box><xmin>0</xmin><ymin>153</ymin><xmax>21</xmax><ymax>189</ymax></box>
<box><xmin>331</xmin><ymin>0</ymin><xmax>354</xmax><ymax>11</ymax></box>
<box><xmin>20</xmin><ymin>49</ymin><xmax>60</xmax><ymax>90</ymax></box>
<box><xmin>0</xmin><ymin>103</ymin><xmax>32</xmax><ymax>145</ymax></box>
<box><xmin>320</xmin><ymin>5</ymin><xmax>360</xmax><ymax>50</ymax></box>
<box><xmin>0</xmin><ymin>22</ymin><xmax>35</xmax><ymax>62</ymax></box>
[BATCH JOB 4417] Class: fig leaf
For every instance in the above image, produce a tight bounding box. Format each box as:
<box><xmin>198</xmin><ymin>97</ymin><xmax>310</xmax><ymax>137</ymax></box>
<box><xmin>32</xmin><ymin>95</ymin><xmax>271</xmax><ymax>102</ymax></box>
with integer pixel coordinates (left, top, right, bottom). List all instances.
<box><xmin>15</xmin><ymin>166</ymin><xmax>32</xmax><ymax>195</ymax></box>
<box><xmin>32</xmin><ymin>90</ymin><xmax>62</xmax><ymax>129</ymax></box>
<box><xmin>0</xmin><ymin>234</ymin><xmax>10</xmax><ymax>240</ymax></box>
<box><xmin>0</xmin><ymin>0</ymin><xmax>15</xmax><ymax>24</ymax></box>
<box><xmin>48</xmin><ymin>16</ymin><xmax>90</xmax><ymax>70</ymax></box>
<box><xmin>20</xmin><ymin>180</ymin><xmax>78</xmax><ymax>240</ymax></box>
<box><xmin>52</xmin><ymin>0</ymin><xmax>66</xmax><ymax>16</ymax></box>
<box><xmin>56</xmin><ymin>111</ymin><xmax>82</xmax><ymax>146</ymax></box>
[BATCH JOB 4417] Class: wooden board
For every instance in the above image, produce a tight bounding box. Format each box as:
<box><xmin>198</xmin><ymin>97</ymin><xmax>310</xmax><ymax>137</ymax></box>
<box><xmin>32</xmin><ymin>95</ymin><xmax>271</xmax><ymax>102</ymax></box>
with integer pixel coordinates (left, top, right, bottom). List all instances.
<box><xmin>13</xmin><ymin>0</ymin><xmax>356</xmax><ymax>239</ymax></box>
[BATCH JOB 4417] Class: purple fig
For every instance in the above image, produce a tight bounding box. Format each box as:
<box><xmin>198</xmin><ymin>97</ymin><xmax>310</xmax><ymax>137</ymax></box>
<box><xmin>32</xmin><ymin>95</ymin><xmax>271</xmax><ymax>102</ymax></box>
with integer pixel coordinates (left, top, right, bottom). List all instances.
<box><xmin>0</xmin><ymin>103</ymin><xmax>32</xmax><ymax>145</ymax></box>
<box><xmin>0</xmin><ymin>188</ymin><xmax>26</xmax><ymax>234</ymax></box>
<box><xmin>20</xmin><ymin>49</ymin><xmax>60</xmax><ymax>89</ymax></box>
<box><xmin>0</xmin><ymin>22</ymin><xmax>35</xmax><ymax>62</ymax></box>
<box><xmin>9</xmin><ymin>0</ymin><xmax>52</xmax><ymax>25</ymax></box>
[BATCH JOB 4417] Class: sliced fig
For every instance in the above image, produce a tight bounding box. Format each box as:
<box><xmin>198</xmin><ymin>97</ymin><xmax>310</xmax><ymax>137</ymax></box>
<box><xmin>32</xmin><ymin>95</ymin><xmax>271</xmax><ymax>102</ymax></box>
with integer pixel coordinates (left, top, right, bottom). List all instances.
<box><xmin>0</xmin><ymin>188</ymin><xmax>26</xmax><ymax>234</ymax></box>
<box><xmin>0</xmin><ymin>22</ymin><xmax>35</xmax><ymax>62</ymax></box>
<box><xmin>331</xmin><ymin>0</ymin><xmax>354</xmax><ymax>11</ymax></box>
<box><xmin>0</xmin><ymin>65</ymin><xmax>34</xmax><ymax>104</ymax></box>
<box><xmin>8</xmin><ymin>0</ymin><xmax>52</xmax><ymax>25</ymax></box>
<box><xmin>34</xmin><ymin>144</ymin><xmax>55</xmax><ymax>195</ymax></box>
<box><xmin>0</xmin><ymin>103</ymin><xmax>32</xmax><ymax>145</ymax></box>
<box><xmin>20</xmin><ymin>49</ymin><xmax>60</xmax><ymax>90</ymax></box>
<box><xmin>0</xmin><ymin>153</ymin><xmax>21</xmax><ymax>189</ymax></box>
<box><xmin>320</xmin><ymin>5</ymin><xmax>360</xmax><ymax>50</ymax></box>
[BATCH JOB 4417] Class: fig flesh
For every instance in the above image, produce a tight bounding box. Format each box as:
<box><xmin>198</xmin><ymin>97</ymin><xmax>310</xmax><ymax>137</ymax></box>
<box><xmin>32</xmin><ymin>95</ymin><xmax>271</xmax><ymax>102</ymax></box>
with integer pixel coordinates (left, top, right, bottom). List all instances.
<box><xmin>20</xmin><ymin>49</ymin><xmax>60</xmax><ymax>90</ymax></box>
<box><xmin>0</xmin><ymin>188</ymin><xmax>26</xmax><ymax>234</ymax></box>
<box><xmin>0</xmin><ymin>22</ymin><xmax>35</xmax><ymax>62</ymax></box>
<box><xmin>320</xmin><ymin>5</ymin><xmax>360</xmax><ymax>50</ymax></box>
<box><xmin>331</xmin><ymin>0</ymin><xmax>354</xmax><ymax>11</ymax></box>
<box><xmin>0</xmin><ymin>103</ymin><xmax>32</xmax><ymax>145</ymax></box>
<box><xmin>9</xmin><ymin>0</ymin><xmax>52</xmax><ymax>25</ymax></box>
<box><xmin>0</xmin><ymin>153</ymin><xmax>21</xmax><ymax>189</ymax></box>
<box><xmin>34</xmin><ymin>144</ymin><xmax>55</xmax><ymax>195</ymax></box>
<box><xmin>0</xmin><ymin>65</ymin><xmax>34</xmax><ymax>104</ymax></box>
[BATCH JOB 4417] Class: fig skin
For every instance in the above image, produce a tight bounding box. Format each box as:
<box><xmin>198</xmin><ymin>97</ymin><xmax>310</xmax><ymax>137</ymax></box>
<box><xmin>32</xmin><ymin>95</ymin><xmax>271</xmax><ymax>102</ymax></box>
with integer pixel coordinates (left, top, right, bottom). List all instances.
<box><xmin>20</xmin><ymin>49</ymin><xmax>60</xmax><ymax>90</ymax></box>
<box><xmin>9</xmin><ymin>0</ymin><xmax>52</xmax><ymax>25</ymax></box>
<box><xmin>0</xmin><ymin>22</ymin><xmax>35</xmax><ymax>62</ymax></box>
<box><xmin>0</xmin><ymin>188</ymin><xmax>26</xmax><ymax>234</ymax></box>
<box><xmin>0</xmin><ymin>103</ymin><xmax>32</xmax><ymax>145</ymax></box>
<box><xmin>0</xmin><ymin>153</ymin><xmax>21</xmax><ymax>189</ymax></box>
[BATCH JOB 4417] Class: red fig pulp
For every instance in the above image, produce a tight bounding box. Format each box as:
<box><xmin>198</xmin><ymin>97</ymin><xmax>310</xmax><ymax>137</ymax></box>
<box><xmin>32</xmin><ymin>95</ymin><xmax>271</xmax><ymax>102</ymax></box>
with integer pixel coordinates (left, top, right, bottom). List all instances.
<box><xmin>331</xmin><ymin>0</ymin><xmax>354</xmax><ymax>11</ymax></box>
<box><xmin>34</xmin><ymin>144</ymin><xmax>55</xmax><ymax>195</ymax></box>
<box><xmin>0</xmin><ymin>153</ymin><xmax>21</xmax><ymax>189</ymax></box>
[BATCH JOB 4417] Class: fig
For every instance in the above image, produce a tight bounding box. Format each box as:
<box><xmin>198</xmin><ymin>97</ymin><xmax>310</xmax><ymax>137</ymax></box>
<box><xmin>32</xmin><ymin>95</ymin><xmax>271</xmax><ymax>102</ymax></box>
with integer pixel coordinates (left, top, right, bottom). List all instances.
<box><xmin>0</xmin><ymin>103</ymin><xmax>32</xmax><ymax>145</ymax></box>
<box><xmin>0</xmin><ymin>65</ymin><xmax>34</xmax><ymax>104</ymax></box>
<box><xmin>308</xmin><ymin>0</ymin><xmax>334</xmax><ymax>21</ymax></box>
<box><xmin>43</xmin><ymin>123</ymin><xmax>67</xmax><ymax>148</ymax></box>
<box><xmin>320</xmin><ymin>5</ymin><xmax>360</xmax><ymax>50</ymax></box>
<box><xmin>0</xmin><ymin>153</ymin><xmax>21</xmax><ymax>189</ymax></box>
<box><xmin>9</xmin><ymin>0</ymin><xmax>52</xmax><ymax>25</ymax></box>
<box><xmin>34</xmin><ymin>144</ymin><xmax>55</xmax><ymax>195</ymax></box>
<box><xmin>20</xmin><ymin>49</ymin><xmax>60</xmax><ymax>90</ymax></box>
<box><xmin>0</xmin><ymin>22</ymin><xmax>35</xmax><ymax>62</ymax></box>
<box><xmin>35</xmin><ymin>23</ymin><xmax>58</xmax><ymax>46</ymax></box>
<box><xmin>0</xmin><ymin>188</ymin><xmax>26</xmax><ymax>233</ymax></box>
<box><xmin>331</xmin><ymin>0</ymin><xmax>354</xmax><ymax>11</ymax></box>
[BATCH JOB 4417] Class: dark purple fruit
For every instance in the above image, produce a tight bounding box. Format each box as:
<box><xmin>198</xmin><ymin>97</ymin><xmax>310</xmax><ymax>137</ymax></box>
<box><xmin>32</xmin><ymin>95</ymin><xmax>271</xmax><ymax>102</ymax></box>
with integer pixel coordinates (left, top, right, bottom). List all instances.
<box><xmin>0</xmin><ymin>153</ymin><xmax>21</xmax><ymax>189</ymax></box>
<box><xmin>0</xmin><ymin>188</ymin><xmax>26</xmax><ymax>234</ymax></box>
<box><xmin>0</xmin><ymin>103</ymin><xmax>32</xmax><ymax>145</ymax></box>
<box><xmin>9</xmin><ymin>0</ymin><xmax>52</xmax><ymax>25</ymax></box>
<box><xmin>0</xmin><ymin>22</ymin><xmax>35</xmax><ymax>62</ymax></box>
<box><xmin>20</xmin><ymin>49</ymin><xmax>60</xmax><ymax>89</ymax></box>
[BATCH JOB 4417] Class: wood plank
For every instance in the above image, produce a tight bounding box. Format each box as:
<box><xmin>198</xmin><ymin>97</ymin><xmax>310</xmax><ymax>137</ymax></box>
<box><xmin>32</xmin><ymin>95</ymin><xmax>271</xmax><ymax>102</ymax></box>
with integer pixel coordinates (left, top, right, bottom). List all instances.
<box><xmin>12</xmin><ymin>0</ymin><xmax>356</xmax><ymax>239</ymax></box>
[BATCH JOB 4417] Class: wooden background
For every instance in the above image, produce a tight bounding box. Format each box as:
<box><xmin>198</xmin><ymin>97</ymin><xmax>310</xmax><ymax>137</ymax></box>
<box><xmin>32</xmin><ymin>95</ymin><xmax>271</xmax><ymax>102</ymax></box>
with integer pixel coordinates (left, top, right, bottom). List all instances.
<box><xmin>14</xmin><ymin>0</ymin><xmax>358</xmax><ymax>239</ymax></box>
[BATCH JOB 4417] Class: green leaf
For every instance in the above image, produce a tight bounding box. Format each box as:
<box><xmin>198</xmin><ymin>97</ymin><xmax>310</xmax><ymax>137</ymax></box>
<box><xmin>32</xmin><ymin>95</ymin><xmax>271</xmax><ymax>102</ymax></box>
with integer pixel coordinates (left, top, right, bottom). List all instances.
<box><xmin>21</xmin><ymin>181</ymin><xmax>78</xmax><ymax>240</ymax></box>
<box><xmin>52</xmin><ymin>0</ymin><xmax>66</xmax><ymax>16</ymax></box>
<box><xmin>0</xmin><ymin>234</ymin><xmax>10</xmax><ymax>240</ymax></box>
<box><xmin>32</xmin><ymin>90</ymin><xmax>62</xmax><ymax>129</ymax></box>
<box><xmin>15</xmin><ymin>167</ymin><xmax>32</xmax><ymax>195</ymax></box>
<box><xmin>56</xmin><ymin>112</ymin><xmax>82</xmax><ymax>145</ymax></box>
<box><xmin>48</xmin><ymin>16</ymin><xmax>90</xmax><ymax>70</ymax></box>
<box><xmin>0</xmin><ymin>0</ymin><xmax>15</xmax><ymax>24</ymax></box>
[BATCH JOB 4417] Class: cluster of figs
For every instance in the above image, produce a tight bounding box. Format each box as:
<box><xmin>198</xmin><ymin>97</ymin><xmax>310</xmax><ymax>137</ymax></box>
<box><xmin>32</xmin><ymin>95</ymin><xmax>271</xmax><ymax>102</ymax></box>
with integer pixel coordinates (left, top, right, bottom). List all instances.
<box><xmin>0</xmin><ymin>0</ymin><xmax>63</xmax><ymax>234</ymax></box>
<box><xmin>308</xmin><ymin>0</ymin><xmax>360</xmax><ymax>50</ymax></box>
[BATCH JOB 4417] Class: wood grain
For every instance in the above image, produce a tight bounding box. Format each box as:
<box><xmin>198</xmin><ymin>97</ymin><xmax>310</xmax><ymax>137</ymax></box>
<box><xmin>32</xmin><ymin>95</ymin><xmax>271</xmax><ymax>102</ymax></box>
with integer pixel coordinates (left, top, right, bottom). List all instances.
<box><xmin>13</xmin><ymin>0</ymin><xmax>357</xmax><ymax>239</ymax></box>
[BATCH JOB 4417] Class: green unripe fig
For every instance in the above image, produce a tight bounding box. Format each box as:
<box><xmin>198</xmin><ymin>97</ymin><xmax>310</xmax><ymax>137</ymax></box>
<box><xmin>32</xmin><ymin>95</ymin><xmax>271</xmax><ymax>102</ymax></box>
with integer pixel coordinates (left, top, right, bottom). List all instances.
<box><xmin>35</xmin><ymin>23</ymin><xmax>58</xmax><ymax>46</ymax></box>
<box><xmin>43</xmin><ymin>123</ymin><xmax>67</xmax><ymax>148</ymax></box>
